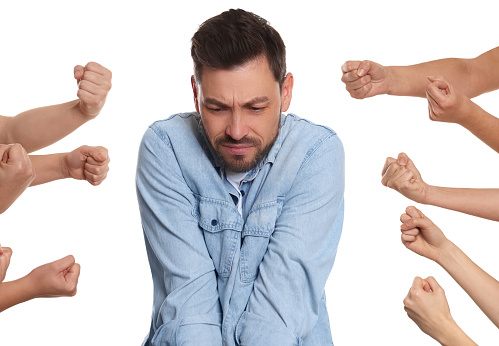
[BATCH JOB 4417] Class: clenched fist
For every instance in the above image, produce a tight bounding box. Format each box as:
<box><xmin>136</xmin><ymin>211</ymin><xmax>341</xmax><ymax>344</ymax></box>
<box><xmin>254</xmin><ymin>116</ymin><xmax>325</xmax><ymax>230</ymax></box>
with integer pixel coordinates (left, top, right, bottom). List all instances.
<box><xmin>74</xmin><ymin>62</ymin><xmax>112</xmax><ymax>118</ymax></box>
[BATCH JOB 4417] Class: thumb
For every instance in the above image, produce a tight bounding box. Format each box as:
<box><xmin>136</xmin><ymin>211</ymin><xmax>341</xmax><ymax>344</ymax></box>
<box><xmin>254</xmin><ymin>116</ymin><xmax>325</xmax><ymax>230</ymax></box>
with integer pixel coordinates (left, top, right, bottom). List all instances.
<box><xmin>357</xmin><ymin>60</ymin><xmax>372</xmax><ymax>77</ymax></box>
<box><xmin>424</xmin><ymin>276</ymin><xmax>442</xmax><ymax>292</ymax></box>
<box><xmin>397</xmin><ymin>152</ymin><xmax>409</xmax><ymax>165</ymax></box>
<box><xmin>78</xmin><ymin>145</ymin><xmax>107</xmax><ymax>162</ymax></box>
<box><xmin>422</xmin><ymin>278</ymin><xmax>432</xmax><ymax>292</ymax></box>
<box><xmin>74</xmin><ymin>65</ymin><xmax>85</xmax><ymax>83</ymax></box>
<box><xmin>53</xmin><ymin>255</ymin><xmax>76</xmax><ymax>272</ymax></box>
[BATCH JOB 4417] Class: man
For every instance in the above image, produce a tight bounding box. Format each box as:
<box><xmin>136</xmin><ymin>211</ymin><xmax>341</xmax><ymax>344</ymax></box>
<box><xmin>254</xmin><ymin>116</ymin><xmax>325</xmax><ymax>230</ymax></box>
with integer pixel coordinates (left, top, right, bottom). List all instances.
<box><xmin>137</xmin><ymin>9</ymin><xmax>344</xmax><ymax>346</ymax></box>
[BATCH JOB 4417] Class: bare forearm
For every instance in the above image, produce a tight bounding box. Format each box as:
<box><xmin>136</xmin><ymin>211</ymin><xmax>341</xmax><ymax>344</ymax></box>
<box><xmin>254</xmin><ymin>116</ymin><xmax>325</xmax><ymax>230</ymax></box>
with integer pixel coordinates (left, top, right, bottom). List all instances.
<box><xmin>424</xmin><ymin>186</ymin><xmax>499</xmax><ymax>221</ymax></box>
<box><xmin>437</xmin><ymin>241</ymin><xmax>499</xmax><ymax>329</ymax></box>
<box><xmin>458</xmin><ymin>103</ymin><xmax>499</xmax><ymax>154</ymax></box>
<box><xmin>385</xmin><ymin>58</ymin><xmax>473</xmax><ymax>98</ymax></box>
<box><xmin>29</xmin><ymin>153</ymin><xmax>68</xmax><ymax>186</ymax></box>
<box><xmin>1</xmin><ymin>100</ymin><xmax>90</xmax><ymax>153</ymax></box>
<box><xmin>0</xmin><ymin>276</ymin><xmax>37</xmax><ymax>312</ymax></box>
<box><xmin>436</xmin><ymin>321</ymin><xmax>476</xmax><ymax>346</ymax></box>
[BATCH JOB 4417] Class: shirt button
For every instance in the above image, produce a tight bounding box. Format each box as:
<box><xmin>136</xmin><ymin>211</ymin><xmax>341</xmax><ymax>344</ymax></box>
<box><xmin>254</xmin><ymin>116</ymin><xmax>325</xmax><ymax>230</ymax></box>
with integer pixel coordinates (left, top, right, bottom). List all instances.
<box><xmin>211</xmin><ymin>219</ymin><xmax>218</xmax><ymax>226</ymax></box>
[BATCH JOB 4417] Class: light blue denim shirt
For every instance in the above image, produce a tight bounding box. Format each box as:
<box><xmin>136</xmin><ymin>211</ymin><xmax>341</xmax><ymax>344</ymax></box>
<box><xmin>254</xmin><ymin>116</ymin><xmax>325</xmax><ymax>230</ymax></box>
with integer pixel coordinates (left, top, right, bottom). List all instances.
<box><xmin>136</xmin><ymin>112</ymin><xmax>344</xmax><ymax>346</ymax></box>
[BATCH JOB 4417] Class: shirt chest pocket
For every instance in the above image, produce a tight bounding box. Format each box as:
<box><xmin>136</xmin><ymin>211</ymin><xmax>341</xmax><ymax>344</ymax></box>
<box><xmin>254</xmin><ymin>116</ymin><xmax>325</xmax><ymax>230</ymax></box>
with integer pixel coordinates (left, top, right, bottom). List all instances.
<box><xmin>240</xmin><ymin>198</ymin><xmax>283</xmax><ymax>283</ymax></box>
<box><xmin>193</xmin><ymin>196</ymin><xmax>242</xmax><ymax>278</ymax></box>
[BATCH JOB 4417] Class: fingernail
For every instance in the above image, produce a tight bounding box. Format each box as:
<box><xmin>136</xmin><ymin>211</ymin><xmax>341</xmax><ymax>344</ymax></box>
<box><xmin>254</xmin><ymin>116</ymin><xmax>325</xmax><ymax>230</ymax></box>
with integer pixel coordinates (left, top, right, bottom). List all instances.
<box><xmin>358</xmin><ymin>69</ymin><xmax>365</xmax><ymax>77</ymax></box>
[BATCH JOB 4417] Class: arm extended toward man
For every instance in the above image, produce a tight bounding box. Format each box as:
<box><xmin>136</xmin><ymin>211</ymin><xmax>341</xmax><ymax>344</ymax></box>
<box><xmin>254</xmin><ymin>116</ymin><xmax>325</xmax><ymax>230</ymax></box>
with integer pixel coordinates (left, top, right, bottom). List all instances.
<box><xmin>382</xmin><ymin>152</ymin><xmax>499</xmax><ymax>222</ymax></box>
<box><xmin>400</xmin><ymin>206</ymin><xmax>499</xmax><ymax>338</ymax></box>
<box><xmin>0</xmin><ymin>62</ymin><xmax>111</xmax><ymax>153</ymax></box>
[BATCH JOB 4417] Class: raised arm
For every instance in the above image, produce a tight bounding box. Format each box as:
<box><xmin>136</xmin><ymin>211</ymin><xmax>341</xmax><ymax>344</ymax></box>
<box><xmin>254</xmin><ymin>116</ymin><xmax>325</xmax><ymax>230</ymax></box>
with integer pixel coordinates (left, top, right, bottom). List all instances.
<box><xmin>136</xmin><ymin>127</ymin><xmax>222</xmax><ymax>346</ymax></box>
<box><xmin>0</xmin><ymin>255</ymin><xmax>80</xmax><ymax>313</ymax></box>
<box><xmin>235</xmin><ymin>134</ymin><xmax>344</xmax><ymax>345</ymax></box>
<box><xmin>400</xmin><ymin>206</ymin><xmax>499</xmax><ymax>329</ymax></box>
<box><xmin>382</xmin><ymin>152</ymin><xmax>499</xmax><ymax>222</ymax></box>
<box><xmin>341</xmin><ymin>46</ymin><xmax>499</xmax><ymax>99</ymax></box>
<box><xmin>0</xmin><ymin>62</ymin><xmax>112</xmax><ymax>153</ymax></box>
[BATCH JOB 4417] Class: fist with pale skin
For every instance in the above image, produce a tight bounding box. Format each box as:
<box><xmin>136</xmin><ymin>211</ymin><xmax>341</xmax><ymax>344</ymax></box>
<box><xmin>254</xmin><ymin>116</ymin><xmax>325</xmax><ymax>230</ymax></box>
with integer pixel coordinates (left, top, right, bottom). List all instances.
<box><xmin>404</xmin><ymin>276</ymin><xmax>457</xmax><ymax>342</ymax></box>
<box><xmin>341</xmin><ymin>60</ymin><xmax>388</xmax><ymax>99</ymax></box>
<box><xmin>0</xmin><ymin>245</ymin><xmax>13</xmax><ymax>283</ymax></box>
<box><xmin>400</xmin><ymin>206</ymin><xmax>449</xmax><ymax>262</ymax></box>
<box><xmin>0</xmin><ymin>144</ymin><xmax>36</xmax><ymax>213</ymax></box>
<box><xmin>64</xmin><ymin>145</ymin><xmax>110</xmax><ymax>186</ymax></box>
<box><xmin>27</xmin><ymin>255</ymin><xmax>80</xmax><ymax>298</ymax></box>
<box><xmin>381</xmin><ymin>152</ymin><xmax>429</xmax><ymax>204</ymax></box>
<box><xmin>74</xmin><ymin>62</ymin><xmax>112</xmax><ymax>118</ymax></box>
<box><xmin>426</xmin><ymin>76</ymin><xmax>477</xmax><ymax>125</ymax></box>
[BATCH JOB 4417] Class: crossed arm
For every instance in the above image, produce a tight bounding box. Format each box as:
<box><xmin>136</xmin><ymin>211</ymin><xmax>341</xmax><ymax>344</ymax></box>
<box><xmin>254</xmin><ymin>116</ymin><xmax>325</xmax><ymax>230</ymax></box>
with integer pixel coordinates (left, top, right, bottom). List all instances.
<box><xmin>400</xmin><ymin>206</ymin><xmax>499</xmax><ymax>344</ymax></box>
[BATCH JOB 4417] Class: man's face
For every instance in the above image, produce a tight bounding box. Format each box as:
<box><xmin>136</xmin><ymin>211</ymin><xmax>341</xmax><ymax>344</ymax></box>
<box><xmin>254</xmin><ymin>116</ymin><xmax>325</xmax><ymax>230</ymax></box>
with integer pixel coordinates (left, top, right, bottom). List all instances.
<box><xmin>192</xmin><ymin>56</ymin><xmax>293</xmax><ymax>173</ymax></box>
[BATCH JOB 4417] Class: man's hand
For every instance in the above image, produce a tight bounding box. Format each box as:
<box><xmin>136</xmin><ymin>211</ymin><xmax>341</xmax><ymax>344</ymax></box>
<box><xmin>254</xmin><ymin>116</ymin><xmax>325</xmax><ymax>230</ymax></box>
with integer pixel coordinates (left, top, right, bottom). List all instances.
<box><xmin>400</xmin><ymin>206</ymin><xmax>449</xmax><ymax>262</ymax></box>
<box><xmin>381</xmin><ymin>152</ymin><xmax>429</xmax><ymax>204</ymax></box>
<box><xmin>426</xmin><ymin>76</ymin><xmax>477</xmax><ymax>125</ymax></box>
<box><xmin>74</xmin><ymin>62</ymin><xmax>112</xmax><ymax>118</ymax></box>
<box><xmin>0</xmin><ymin>245</ymin><xmax>13</xmax><ymax>283</ymax></box>
<box><xmin>403</xmin><ymin>276</ymin><xmax>458</xmax><ymax>343</ymax></box>
<box><xmin>64</xmin><ymin>145</ymin><xmax>110</xmax><ymax>186</ymax></box>
<box><xmin>0</xmin><ymin>144</ymin><xmax>36</xmax><ymax>213</ymax></box>
<box><xmin>26</xmin><ymin>255</ymin><xmax>80</xmax><ymax>298</ymax></box>
<box><xmin>341</xmin><ymin>60</ymin><xmax>388</xmax><ymax>99</ymax></box>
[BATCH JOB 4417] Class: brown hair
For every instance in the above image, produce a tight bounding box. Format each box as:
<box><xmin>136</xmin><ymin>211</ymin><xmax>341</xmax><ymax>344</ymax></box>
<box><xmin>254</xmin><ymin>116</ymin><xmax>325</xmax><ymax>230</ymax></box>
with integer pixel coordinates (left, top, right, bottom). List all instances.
<box><xmin>191</xmin><ymin>9</ymin><xmax>286</xmax><ymax>86</ymax></box>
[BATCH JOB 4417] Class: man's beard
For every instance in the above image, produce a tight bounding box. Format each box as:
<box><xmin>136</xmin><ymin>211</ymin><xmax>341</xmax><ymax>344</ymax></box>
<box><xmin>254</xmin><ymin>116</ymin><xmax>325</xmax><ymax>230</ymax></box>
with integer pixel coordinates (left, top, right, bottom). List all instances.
<box><xmin>210</xmin><ymin>126</ymin><xmax>279</xmax><ymax>173</ymax></box>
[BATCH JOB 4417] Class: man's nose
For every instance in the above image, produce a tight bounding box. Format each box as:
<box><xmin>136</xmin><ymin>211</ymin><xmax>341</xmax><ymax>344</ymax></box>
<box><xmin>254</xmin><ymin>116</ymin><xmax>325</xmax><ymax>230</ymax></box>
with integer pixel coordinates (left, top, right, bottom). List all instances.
<box><xmin>225</xmin><ymin>110</ymin><xmax>249</xmax><ymax>141</ymax></box>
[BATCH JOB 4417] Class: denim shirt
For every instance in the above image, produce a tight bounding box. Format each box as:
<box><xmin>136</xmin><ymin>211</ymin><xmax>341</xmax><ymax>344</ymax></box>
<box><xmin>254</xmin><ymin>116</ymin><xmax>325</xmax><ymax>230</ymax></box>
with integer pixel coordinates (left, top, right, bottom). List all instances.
<box><xmin>136</xmin><ymin>112</ymin><xmax>344</xmax><ymax>346</ymax></box>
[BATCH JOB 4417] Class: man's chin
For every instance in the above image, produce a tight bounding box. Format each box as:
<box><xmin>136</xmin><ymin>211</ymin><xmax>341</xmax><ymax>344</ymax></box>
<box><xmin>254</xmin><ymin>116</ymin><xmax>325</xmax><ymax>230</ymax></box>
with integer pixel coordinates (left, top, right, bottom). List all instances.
<box><xmin>221</xmin><ymin>155</ymin><xmax>258</xmax><ymax>173</ymax></box>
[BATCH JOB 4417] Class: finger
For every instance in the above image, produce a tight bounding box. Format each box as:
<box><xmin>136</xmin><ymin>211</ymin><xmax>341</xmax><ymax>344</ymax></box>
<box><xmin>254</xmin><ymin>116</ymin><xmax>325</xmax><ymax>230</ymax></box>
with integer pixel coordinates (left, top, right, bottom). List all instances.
<box><xmin>348</xmin><ymin>83</ymin><xmax>373</xmax><ymax>99</ymax></box>
<box><xmin>426</xmin><ymin>82</ymin><xmax>448</xmax><ymax>105</ymax></box>
<box><xmin>341</xmin><ymin>60</ymin><xmax>361</xmax><ymax>73</ymax></box>
<box><xmin>382</xmin><ymin>164</ymin><xmax>408</xmax><ymax>188</ymax></box>
<box><xmin>411</xmin><ymin>276</ymin><xmax>424</xmax><ymax>292</ymax></box>
<box><xmin>397</xmin><ymin>152</ymin><xmax>409</xmax><ymax>166</ymax></box>
<box><xmin>83</xmin><ymin>146</ymin><xmax>108</xmax><ymax>162</ymax></box>
<box><xmin>67</xmin><ymin>262</ymin><xmax>81</xmax><ymax>280</ymax></box>
<box><xmin>341</xmin><ymin>70</ymin><xmax>362</xmax><ymax>83</ymax></box>
<box><xmin>74</xmin><ymin>65</ymin><xmax>85</xmax><ymax>83</ymax></box>
<box><xmin>422</xmin><ymin>280</ymin><xmax>432</xmax><ymax>293</ymax></box>
<box><xmin>84</xmin><ymin>62</ymin><xmax>112</xmax><ymax>80</ymax></box>
<box><xmin>400</xmin><ymin>213</ymin><xmax>411</xmax><ymax>223</ymax></box>
<box><xmin>405</xmin><ymin>206</ymin><xmax>423</xmax><ymax>219</ymax></box>
<box><xmin>424</xmin><ymin>276</ymin><xmax>443</xmax><ymax>292</ymax></box>
<box><xmin>401</xmin><ymin>227</ymin><xmax>419</xmax><ymax>236</ymax></box>
<box><xmin>0</xmin><ymin>145</ymin><xmax>11</xmax><ymax>163</ymax></box>
<box><xmin>381</xmin><ymin>157</ymin><xmax>397</xmax><ymax>176</ymax></box>
<box><xmin>0</xmin><ymin>247</ymin><xmax>13</xmax><ymax>258</ymax></box>
<box><xmin>80</xmin><ymin>70</ymin><xmax>108</xmax><ymax>84</ymax></box>
<box><xmin>401</xmin><ymin>233</ymin><xmax>418</xmax><ymax>243</ymax></box>
<box><xmin>401</xmin><ymin>215</ymin><xmax>432</xmax><ymax>231</ymax></box>
<box><xmin>6</xmin><ymin>144</ymin><xmax>28</xmax><ymax>163</ymax></box>
<box><xmin>53</xmin><ymin>255</ymin><xmax>76</xmax><ymax>271</ymax></box>
<box><xmin>357</xmin><ymin>60</ymin><xmax>373</xmax><ymax>77</ymax></box>
<box><xmin>78</xmin><ymin>79</ymin><xmax>107</xmax><ymax>96</ymax></box>
<box><xmin>85</xmin><ymin>168</ymin><xmax>108</xmax><ymax>185</ymax></box>
<box><xmin>344</xmin><ymin>75</ymin><xmax>372</xmax><ymax>91</ymax></box>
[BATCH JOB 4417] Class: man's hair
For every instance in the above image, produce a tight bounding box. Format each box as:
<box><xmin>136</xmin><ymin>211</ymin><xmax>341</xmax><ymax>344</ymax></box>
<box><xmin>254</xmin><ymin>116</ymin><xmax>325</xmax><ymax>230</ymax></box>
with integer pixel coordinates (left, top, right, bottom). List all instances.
<box><xmin>191</xmin><ymin>9</ymin><xmax>286</xmax><ymax>86</ymax></box>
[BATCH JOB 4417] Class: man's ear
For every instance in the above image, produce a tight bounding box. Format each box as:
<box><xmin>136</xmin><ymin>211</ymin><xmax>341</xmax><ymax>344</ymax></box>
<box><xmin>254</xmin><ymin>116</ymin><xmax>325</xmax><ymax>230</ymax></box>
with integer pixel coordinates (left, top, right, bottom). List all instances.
<box><xmin>191</xmin><ymin>75</ymin><xmax>200</xmax><ymax>114</ymax></box>
<box><xmin>280</xmin><ymin>72</ymin><xmax>294</xmax><ymax>112</ymax></box>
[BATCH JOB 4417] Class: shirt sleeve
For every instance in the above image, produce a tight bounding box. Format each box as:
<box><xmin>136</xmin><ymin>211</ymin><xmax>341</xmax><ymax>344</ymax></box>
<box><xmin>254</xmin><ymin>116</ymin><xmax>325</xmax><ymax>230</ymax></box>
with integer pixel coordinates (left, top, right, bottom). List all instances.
<box><xmin>235</xmin><ymin>133</ymin><xmax>345</xmax><ymax>345</ymax></box>
<box><xmin>136</xmin><ymin>126</ymin><xmax>222</xmax><ymax>346</ymax></box>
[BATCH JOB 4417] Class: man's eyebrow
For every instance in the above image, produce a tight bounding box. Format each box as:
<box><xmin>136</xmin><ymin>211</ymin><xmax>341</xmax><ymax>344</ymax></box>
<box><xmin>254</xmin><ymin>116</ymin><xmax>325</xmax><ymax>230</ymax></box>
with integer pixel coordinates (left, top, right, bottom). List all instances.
<box><xmin>242</xmin><ymin>96</ymin><xmax>269</xmax><ymax>107</ymax></box>
<box><xmin>203</xmin><ymin>98</ymin><xmax>228</xmax><ymax>108</ymax></box>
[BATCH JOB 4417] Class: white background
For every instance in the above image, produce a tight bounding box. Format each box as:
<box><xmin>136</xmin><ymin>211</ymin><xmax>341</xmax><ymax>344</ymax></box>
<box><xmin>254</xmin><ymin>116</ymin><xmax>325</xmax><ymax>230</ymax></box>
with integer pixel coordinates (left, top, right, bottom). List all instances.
<box><xmin>1</xmin><ymin>1</ymin><xmax>498</xmax><ymax>345</ymax></box>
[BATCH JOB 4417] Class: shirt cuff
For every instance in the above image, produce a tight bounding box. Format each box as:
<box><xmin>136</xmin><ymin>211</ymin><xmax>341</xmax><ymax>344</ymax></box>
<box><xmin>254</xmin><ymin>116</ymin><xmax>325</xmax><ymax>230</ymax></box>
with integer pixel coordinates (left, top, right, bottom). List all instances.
<box><xmin>150</xmin><ymin>313</ymin><xmax>223</xmax><ymax>346</ymax></box>
<box><xmin>235</xmin><ymin>311</ymin><xmax>301</xmax><ymax>346</ymax></box>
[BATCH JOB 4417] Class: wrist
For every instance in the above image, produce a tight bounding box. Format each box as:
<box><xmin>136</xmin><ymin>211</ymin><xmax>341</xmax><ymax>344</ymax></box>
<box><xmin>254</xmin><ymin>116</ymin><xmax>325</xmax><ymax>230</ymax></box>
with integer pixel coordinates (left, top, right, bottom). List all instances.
<box><xmin>458</xmin><ymin>100</ymin><xmax>484</xmax><ymax>129</ymax></box>
<box><xmin>59</xmin><ymin>152</ymin><xmax>71</xmax><ymax>179</ymax></box>
<box><xmin>384</xmin><ymin>66</ymin><xmax>395</xmax><ymax>96</ymax></box>
<box><xmin>437</xmin><ymin>320</ymin><xmax>475</xmax><ymax>346</ymax></box>
<box><xmin>71</xmin><ymin>99</ymin><xmax>97</xmax><ymax>121</ymax></box>
<box><xmin>435</xmin><ymin>239</ymin><xmax>457</xmax><ymax>267</ymax></box>
<box><xmin>18</xmin><ymin>274</ymin><xmax>41</xmax><ymax>300</ymax></box>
